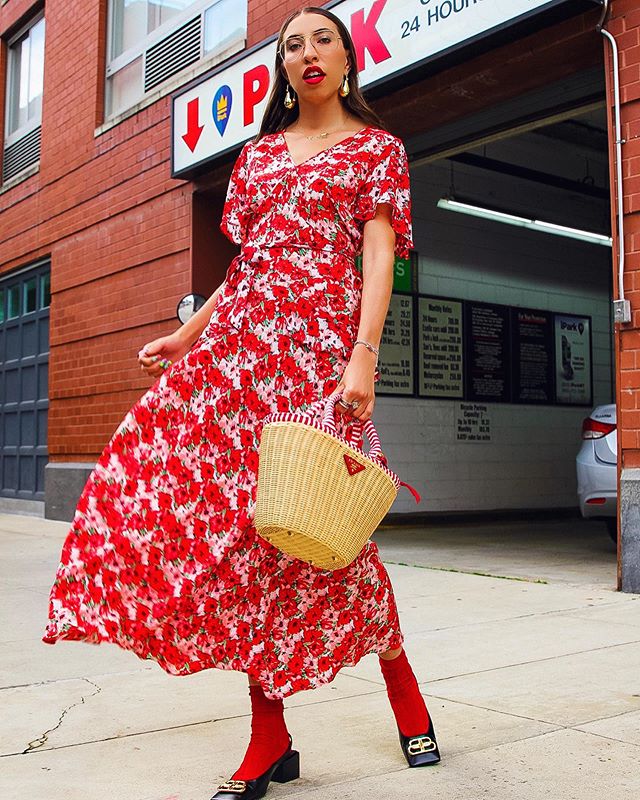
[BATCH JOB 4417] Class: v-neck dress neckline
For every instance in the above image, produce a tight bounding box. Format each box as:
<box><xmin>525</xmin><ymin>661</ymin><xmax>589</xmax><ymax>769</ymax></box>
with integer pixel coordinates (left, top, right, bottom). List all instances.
<box><xmin>279</xmin><ymin>126</ymin><xmax>371</xmax><ymax>169</ymax></box>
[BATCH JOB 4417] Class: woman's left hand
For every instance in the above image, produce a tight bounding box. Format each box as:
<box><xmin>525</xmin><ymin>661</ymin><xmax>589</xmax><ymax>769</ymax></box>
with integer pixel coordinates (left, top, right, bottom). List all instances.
<box><xmin>332</xmin><ymin>346</ymin><xmax>378</xmax><ymax>421</ymax></box>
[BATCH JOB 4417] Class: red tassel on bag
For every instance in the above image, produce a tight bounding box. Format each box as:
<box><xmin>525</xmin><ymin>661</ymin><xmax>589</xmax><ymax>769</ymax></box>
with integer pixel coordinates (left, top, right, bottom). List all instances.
<box><xmin>400</xmin><ymin>481</ymin><xmax>421</xmax><ymax>503</ymax></box>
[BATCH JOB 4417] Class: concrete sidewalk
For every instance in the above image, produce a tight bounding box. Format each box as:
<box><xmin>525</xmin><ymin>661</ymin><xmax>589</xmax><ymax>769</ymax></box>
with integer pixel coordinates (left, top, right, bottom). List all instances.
<box><xmin>1</xmin><ymin>511</ymin><xmax>639</xmax><ymax>800</ymax></box>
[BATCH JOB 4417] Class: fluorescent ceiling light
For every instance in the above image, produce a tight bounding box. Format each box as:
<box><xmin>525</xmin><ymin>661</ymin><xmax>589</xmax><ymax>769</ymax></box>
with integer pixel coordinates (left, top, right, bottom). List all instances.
<box><xmin>437</xmin><ymin>197</ymin><xmax>612</xmax><ymax>247</ymax></box>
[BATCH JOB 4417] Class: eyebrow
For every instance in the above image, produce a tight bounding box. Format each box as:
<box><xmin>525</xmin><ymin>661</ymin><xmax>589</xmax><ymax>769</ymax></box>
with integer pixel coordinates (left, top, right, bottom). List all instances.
<box><xmin>285</xmin><ymin>27</ymin><xmax>335</xmax><ymax>39</ymax></box>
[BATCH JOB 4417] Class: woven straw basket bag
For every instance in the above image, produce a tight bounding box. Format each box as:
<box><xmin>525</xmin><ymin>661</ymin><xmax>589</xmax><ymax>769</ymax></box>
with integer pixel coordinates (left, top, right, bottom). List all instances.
<box><xmin>254</xmin><ymin>392</ymin><xmax>421</xmax><ymax>570</ymax></box>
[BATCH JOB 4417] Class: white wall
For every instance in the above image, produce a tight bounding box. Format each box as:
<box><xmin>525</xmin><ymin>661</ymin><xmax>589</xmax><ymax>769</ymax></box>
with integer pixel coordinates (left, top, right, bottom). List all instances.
<box><xmin>379</xmin><ymin>129</ymin><xmax>613</xmax><ymax>514</ymax></box>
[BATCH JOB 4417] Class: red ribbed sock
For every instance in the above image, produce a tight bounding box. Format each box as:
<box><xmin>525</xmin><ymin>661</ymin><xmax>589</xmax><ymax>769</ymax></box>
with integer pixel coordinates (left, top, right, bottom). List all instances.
<box><xmin>232</xmin><ymin>684</ymin><xmax>290</xmax><ymax>780</ymax></box>
<box><xmin>379</xmin><ymin>649</ymin><xmax>430</xmax><ymax>737</ymax></box>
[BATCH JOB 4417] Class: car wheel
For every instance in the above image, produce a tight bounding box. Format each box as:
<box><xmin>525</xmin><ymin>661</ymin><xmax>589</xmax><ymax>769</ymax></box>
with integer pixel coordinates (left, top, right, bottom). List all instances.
<box><xmin>605</xmin><ymin>518</ymin><xmax>618</xmax><ymax>544</ymax></box>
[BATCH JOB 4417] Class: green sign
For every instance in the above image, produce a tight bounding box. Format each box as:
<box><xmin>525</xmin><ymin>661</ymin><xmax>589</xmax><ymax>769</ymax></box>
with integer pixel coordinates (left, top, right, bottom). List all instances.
<box><xmin>355</xmin><ymin>252</ymin><xmax>415</xmax><ymax>292</ymax></box>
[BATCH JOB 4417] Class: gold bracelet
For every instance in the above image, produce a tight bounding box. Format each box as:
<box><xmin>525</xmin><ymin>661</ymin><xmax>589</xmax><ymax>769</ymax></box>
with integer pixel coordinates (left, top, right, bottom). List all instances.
<box><xmin>354</xmin><ymin>339</ymin><xmax>379</xmax><ymax>357</ymax></box>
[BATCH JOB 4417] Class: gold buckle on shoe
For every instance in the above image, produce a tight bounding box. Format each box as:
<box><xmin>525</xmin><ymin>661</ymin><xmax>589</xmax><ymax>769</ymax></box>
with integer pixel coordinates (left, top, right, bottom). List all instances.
<box><xmin>216</xmin><ymin>779</ymin><xmax>247</xmax><ymax>793</ymax></box>
<box><xmin>407</xmin><ymin>735</ymin><xmax>437</xmax><ymax>755</ymax></box>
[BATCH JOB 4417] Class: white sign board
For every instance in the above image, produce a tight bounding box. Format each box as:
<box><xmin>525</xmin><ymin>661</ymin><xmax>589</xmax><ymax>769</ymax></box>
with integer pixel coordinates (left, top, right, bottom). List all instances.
<box><xmin>456</xmin><ymin>403</ymin><xmax>491</xmax><ymax>442</ymax></box>
<box><xmin>378</xmin><ymin>294</ymin><xmax>414</xmax><ymax>395</ymax></box>
<box><xmin>418</xmin><ymin>296</ymin><xmax>464</xmax><ymax>399</ymax></box>
<box><xmin>172</xmin><ymin>0</ymin><xmax>590</xmax><ymax>175</ymax></box>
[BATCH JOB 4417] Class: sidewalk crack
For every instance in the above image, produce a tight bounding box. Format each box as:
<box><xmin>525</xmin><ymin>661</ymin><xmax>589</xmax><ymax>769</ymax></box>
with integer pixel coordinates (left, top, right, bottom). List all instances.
<box><xmin>22</xmin><ymin>678</ymin><xmax>102</xmax><ymax>754</ymax></box>
<box><xmin>381</xmin><ymin>559</ymin><xmax>549</xmax><ymax>584</ymax></box>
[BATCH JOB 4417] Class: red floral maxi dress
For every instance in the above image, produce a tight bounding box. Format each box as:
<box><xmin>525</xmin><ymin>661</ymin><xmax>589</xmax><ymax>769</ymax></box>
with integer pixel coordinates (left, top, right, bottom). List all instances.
<box><xmin>43</xmin><ymin>125</ymin><xmax>414</xmax><ymax>699</ymax></box>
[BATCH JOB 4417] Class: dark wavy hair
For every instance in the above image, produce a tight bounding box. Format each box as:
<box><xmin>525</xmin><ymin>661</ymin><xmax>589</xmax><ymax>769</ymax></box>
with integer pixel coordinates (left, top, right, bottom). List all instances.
<box><xmin>255</xmin><ymin>6</ymin><xmax>385</xmax><ymax>140</ymax></box>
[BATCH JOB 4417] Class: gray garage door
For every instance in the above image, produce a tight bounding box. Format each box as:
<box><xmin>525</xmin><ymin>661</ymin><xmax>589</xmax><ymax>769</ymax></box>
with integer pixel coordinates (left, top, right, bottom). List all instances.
<box><xmin>0</xmin><ymin>262</ymin><xmax>50</xmax><ymax>500</ymax></box>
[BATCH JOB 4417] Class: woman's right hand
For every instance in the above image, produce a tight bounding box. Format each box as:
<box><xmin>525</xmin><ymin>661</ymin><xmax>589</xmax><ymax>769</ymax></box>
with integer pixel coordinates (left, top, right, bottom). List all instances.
<box><xmin>138</xmin><ymin>331</ymin><xmax>191</xmax><ymax>378</ymax></box>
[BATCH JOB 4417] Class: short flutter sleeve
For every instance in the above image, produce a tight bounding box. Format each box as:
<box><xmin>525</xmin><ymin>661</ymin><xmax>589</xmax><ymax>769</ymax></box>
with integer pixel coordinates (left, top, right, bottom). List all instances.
<box><xmin>220</xmin><ymin>141</ymin><xmax>252</xmax><ymax>245</ymax></box>
<box><xmin>354</xmin><ymin>135</ymin><xmax>413</xmax><ymax>258</ymax></box>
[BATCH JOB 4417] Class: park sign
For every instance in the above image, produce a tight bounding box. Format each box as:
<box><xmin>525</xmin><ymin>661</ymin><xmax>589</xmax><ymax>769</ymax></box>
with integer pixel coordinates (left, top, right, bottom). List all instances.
<box><xmin>171</xmin><ymin>0</ymin><xmax>602</xmax><ymax>178</ymax></box>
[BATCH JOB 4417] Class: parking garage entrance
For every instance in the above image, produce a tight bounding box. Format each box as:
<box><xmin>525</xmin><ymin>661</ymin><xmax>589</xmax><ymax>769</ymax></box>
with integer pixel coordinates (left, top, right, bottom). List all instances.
<box><xmin>371</xmin><ymin>65</ymin><xmax>617</xmax><ymax>574</ymax></box>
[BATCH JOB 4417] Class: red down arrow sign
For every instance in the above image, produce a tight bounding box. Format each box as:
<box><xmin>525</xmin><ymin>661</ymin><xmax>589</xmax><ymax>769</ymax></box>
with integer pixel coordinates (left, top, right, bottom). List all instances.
<box><xmin>182</xmin><ymin>97</ymin><xmax>204</xmax><ymax>153</ymax></box>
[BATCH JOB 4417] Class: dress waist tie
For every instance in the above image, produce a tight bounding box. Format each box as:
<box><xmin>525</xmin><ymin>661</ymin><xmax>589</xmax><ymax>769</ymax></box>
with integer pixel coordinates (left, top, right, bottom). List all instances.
<box><xmin>223</xmin><ymin>243</ymin><xmax>356</xmax><ymax>331</ymax></box>
<box><xmin>222</xmin><ymin>242</ymin><xmax>381</xmax><ymax>382</ymax></box>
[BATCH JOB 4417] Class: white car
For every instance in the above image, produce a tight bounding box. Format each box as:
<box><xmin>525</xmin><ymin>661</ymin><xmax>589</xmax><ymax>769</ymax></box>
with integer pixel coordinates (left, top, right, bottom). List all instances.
<box><xmin>576</xmin><ymin>404</ymin><xmax>617</xmax><ymax>541</ymax></box>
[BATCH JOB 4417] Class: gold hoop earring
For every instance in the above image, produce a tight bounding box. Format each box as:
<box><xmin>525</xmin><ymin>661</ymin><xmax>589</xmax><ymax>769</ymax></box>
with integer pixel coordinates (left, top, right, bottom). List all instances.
<box><xmin>339</xmin><ymin>74</ymin><xmax>350</xmax><ymax>98</ymax></box>
<box><xmin>284</xmin><ymin>84</ymin><xmax>296</xmax><ymax>109</ymax></box>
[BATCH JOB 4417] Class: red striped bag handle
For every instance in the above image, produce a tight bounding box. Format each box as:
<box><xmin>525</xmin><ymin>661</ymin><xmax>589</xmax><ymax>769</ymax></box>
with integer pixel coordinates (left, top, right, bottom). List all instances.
<box><xmin>324</xmin><ymin>393</ymin><xmax>422</xmax><ymax>502</ymax></box>
<box><xmin>280</xmin><ymin>392</ymin><xmax>422</xmax><ymax>503</ymax></box>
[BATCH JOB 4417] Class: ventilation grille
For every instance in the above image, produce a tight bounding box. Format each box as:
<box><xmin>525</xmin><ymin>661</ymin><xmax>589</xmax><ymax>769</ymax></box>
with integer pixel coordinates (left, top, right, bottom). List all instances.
<box><xmin>2</xmin><ymin>126</ymin><xmax>41</xmax><ymax>183</ymax></box>
<box><xmin>144</xmin><ymin>16</ymin><xmax>201</xmax><ymax>93</ymax></box>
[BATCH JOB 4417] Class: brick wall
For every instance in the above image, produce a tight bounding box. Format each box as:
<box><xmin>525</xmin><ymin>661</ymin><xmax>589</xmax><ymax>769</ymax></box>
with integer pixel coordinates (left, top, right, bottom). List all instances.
<box><xmin>606</xmin><ymin>1</ymin><xmax>640</xmax><ymax>470</ymax></box>
<box><xmin>0</xmin><ymin>0</ymin><xmax>192</xmax><ymax>461</ymax></box>
<box><xmin>247</xmin><ymin>0</ymin><xmax>301</xmax><ymax>48</ymax></box>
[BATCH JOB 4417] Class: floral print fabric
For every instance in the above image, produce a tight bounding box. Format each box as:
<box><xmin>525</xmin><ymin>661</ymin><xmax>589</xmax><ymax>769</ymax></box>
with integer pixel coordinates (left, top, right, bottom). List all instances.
<box><xmin>43</xmin><ymin>126</ymin><xmax>413</xmax><ymax>699</ymax></box>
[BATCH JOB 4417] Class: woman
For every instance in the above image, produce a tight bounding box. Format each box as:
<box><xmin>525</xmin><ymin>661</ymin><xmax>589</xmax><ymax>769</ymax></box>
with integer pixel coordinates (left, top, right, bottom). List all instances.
<box><xmin>43</xmin><ymin>6</ymin><xmax>440</xmax><ymax>799</ymax></box>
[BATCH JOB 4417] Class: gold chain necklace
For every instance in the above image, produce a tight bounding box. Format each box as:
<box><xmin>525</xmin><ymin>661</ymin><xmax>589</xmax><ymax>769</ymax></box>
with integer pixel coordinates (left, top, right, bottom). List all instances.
<box><xmin>289</xmin><ymin>125</ymin><xmax>347</xmax><ymax>141</ymax></box>
<box><xmin>303</xmin><ymin>130</ymin><xmax>337</xmax><ymax>140</ymax></box>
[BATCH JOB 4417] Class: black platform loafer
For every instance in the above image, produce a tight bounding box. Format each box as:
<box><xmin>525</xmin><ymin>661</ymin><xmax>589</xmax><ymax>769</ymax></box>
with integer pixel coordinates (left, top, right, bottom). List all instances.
<box><xmin>398</xmin><ymin>718</ymin><xmax>441</xmax><ymax>767</ymax></box>
<box><xmin>210</xmin><ymin>735</ymin><xmax>300</xmax><ymax>800</ymax></box>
